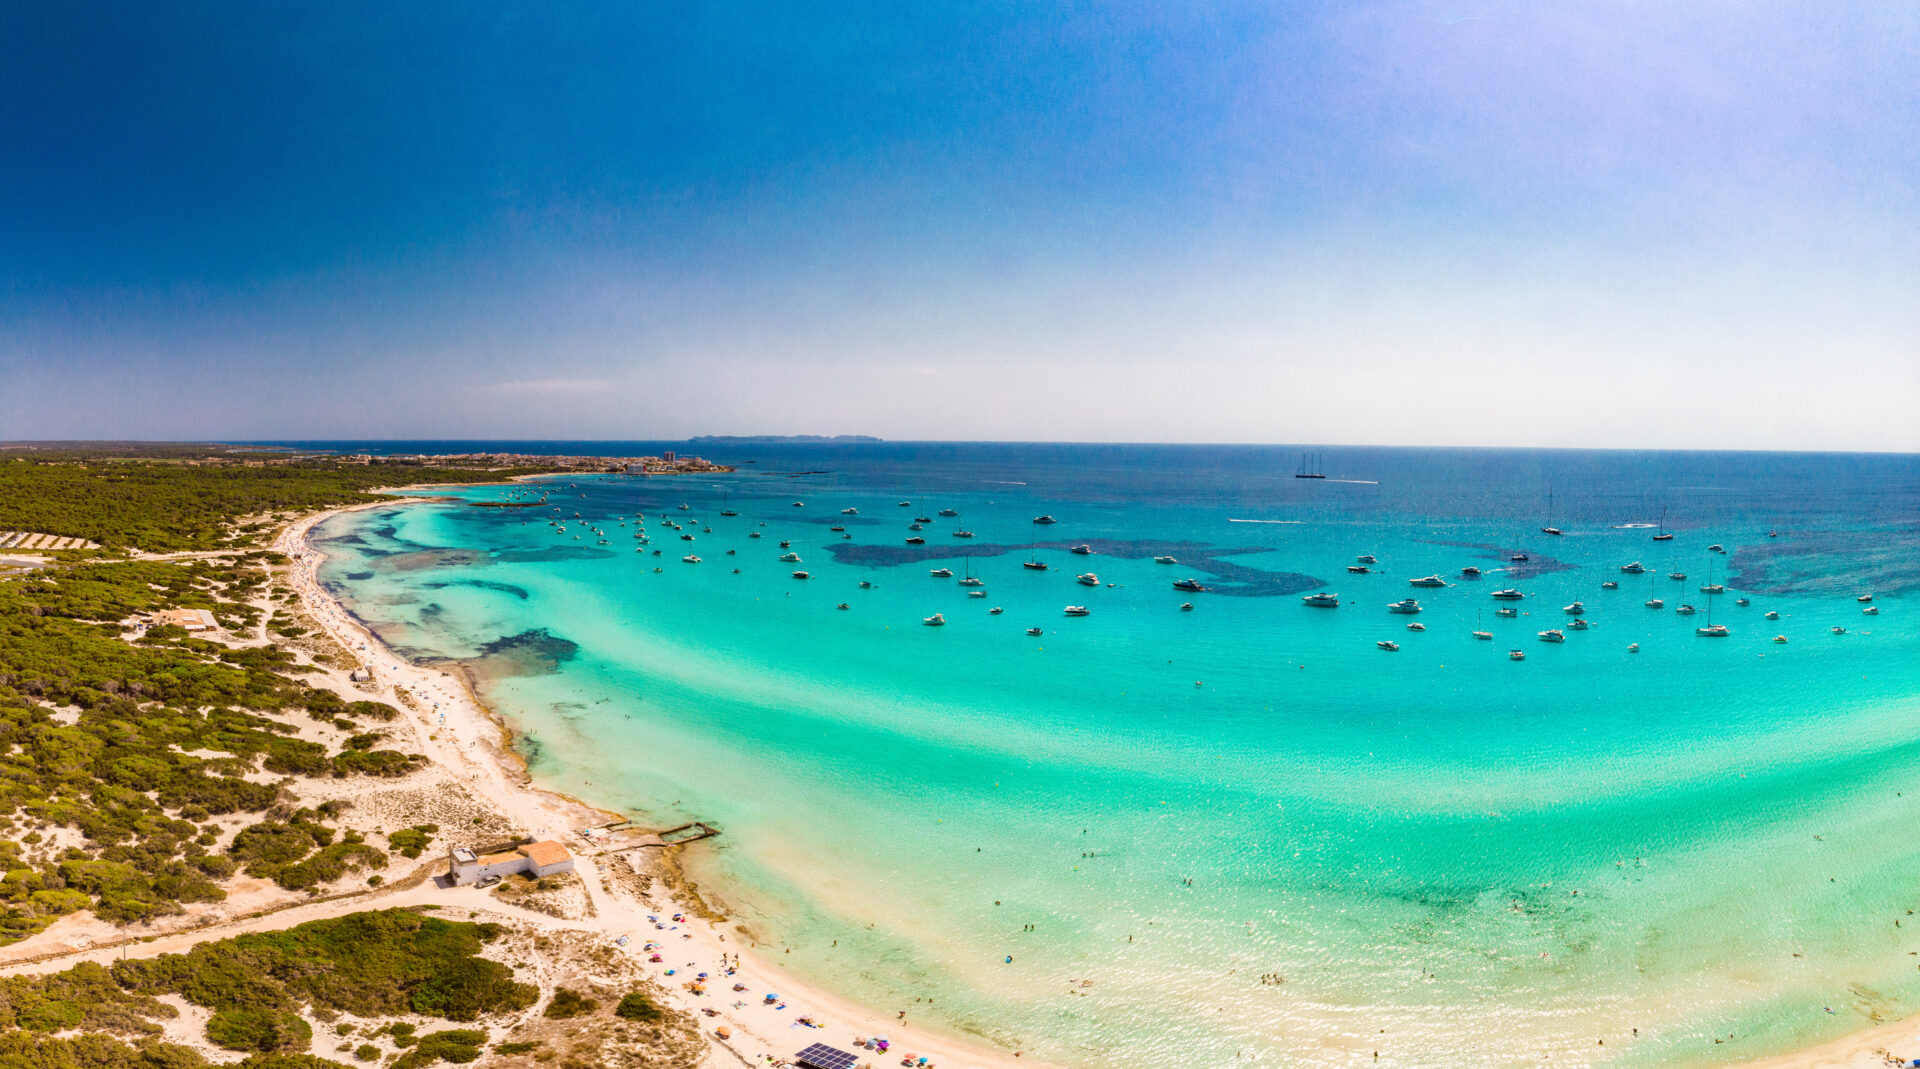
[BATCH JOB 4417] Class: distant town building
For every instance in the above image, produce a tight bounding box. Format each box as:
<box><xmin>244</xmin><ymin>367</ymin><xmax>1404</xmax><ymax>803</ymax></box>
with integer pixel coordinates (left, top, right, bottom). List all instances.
<box><xmin>662</xmin><ymin>451</ymin><xmax>675</xmax><ymax>462</ymax></box>
<box><xmin>447</xmin><ymin>840</ymin><xmax>574</xmax><ymax>885</ymax></box>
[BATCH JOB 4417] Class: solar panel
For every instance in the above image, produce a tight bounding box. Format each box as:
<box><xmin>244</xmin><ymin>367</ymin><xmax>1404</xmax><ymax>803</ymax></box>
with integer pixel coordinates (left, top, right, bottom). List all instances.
<box><xmin>794</xmin><ymin>1042</ymin><xmax>860</xmax><ymax>1069</ymax></box>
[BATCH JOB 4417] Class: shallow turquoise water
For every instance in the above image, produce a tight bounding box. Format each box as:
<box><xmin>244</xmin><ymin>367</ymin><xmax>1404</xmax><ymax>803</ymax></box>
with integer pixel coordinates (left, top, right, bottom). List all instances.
<box><xmin>314</xmin><ymin>446</ymin><xmax>1920</xmax><ymax>1068</ymax></box>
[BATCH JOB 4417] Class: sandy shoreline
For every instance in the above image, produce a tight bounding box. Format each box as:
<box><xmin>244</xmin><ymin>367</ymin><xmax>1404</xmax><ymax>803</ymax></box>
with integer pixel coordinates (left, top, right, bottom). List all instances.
<box><xmin>282</xmin><ymin>493</ymin><xmax>1049</xmax><ymax>1069</ymax></box>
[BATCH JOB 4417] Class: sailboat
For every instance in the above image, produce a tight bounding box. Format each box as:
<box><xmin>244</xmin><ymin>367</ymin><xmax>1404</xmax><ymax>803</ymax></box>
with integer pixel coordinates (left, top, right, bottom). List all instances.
<box><xmin>1652</xmin><ymin>506</ymin><xmax>1673</xmax><ymax>541</ymax></box>
<box><xmin>1644</xmin><ymin>569</ymin><xmax>1663</xmax><ymax>610</ymax></box>
<box><xmin>1696</xmin><ymin>558</ymin><xmax>1729</xmax><ymax>635</ymax></box>
<box><xmin>1540</xmin><ymin>487</ymin><xmax>1563</xmax><ymax>536</ymax></box>
<box><xmin>1294</xmin><ymin>452</ymin><xmax>1326</xmax><ymax>479</ymax></box>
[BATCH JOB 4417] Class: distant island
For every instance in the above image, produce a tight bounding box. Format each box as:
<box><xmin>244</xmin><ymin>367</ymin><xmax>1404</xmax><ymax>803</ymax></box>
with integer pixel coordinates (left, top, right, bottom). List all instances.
<box><xmin>688</xmin><ymin>434</ymin><xmax>882</xmax><ymax>443</ymax></box>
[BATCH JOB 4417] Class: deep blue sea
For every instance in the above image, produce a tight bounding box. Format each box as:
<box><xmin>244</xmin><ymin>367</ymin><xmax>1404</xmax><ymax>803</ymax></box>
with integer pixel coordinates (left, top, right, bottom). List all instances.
<box><xmin>288</xmin><ymin>442</ymin><xmax>1920</xmax><ymax>1068</ymax></box>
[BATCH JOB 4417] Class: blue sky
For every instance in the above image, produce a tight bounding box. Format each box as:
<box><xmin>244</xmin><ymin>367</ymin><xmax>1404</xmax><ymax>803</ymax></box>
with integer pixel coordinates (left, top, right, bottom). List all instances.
<box><xmin>3</xmin><ymin>1</ymin><xmax>1916</xmax><ymax>448</ymax></box>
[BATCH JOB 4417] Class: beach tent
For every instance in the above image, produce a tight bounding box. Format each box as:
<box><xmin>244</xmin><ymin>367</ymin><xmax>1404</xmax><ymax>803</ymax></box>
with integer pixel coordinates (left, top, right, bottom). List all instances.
<box><xmin>793</xmin><ymin>1042</ymin><xmax>859</xmax><ymax>1069</ymax></box>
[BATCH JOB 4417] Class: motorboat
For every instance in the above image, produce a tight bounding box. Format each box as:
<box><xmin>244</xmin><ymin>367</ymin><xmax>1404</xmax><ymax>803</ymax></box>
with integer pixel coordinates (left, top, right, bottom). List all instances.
<box><xmin>1495</xmin><ymin>606</ymin><xmax>1519</xmax><ymax>617</ymax></box>
<box><xmin>924</xmin><ymin>614</ymin><xmax>945</xmax><ymax>626</ymax></box>
<box><xmin>1409</xmin><ymin>575</ymin><xmax>1448</xmax><ymax>588</ymax></box>
<box><xmin>1765</xmin><ymin>610</ymin><xmax>1779</xmax><ymax>620</ymax></box>
<box><xmin>1708</xmin><ymin>544</ymin><xmax>1725</xmax><ymax>554</ymax></box>
<box><xmin>1773</xmin><ymin>634</ymin><xmax>1788</xmax><ymax>643</ymax></box>
<box><xmin>1179</xmin><ymin>601</ymin><xmax>1194</xmax><ymax>612</ymax></box>
<box><xmin>1301</xmin><ymin>593</ymin><xmax>1340</xmax><ymax>607</ymax></box>
<box><xmin>989</xmin><ymin>606</ymin><xmax>1004</xmax><ymax>614</ymax></box>
<box><xmin>678</xmin><ymin>504</ymin><xmax>690</xmax><ymax>511</ymax></box>
<box><xmin>909</xmin><ymin>523</ymin><xmax>923</xmax><ymax>531</ymax></box>
<box><xmin>792</xmin><ymin>501</ymin><xmax>804</xmax><ymax>507</ymax></box>
<box><xmin>1348</xmin><ymin>566</ymin><xmax>1371</xmax><ymax>574</ymax></box>
<box><xmin>1155</xmin><ymin>556</ymin><xmax>1178</xmax><ymax>564</ymax></box>
<box><xmin>779</xmin><ymin>540</ymin><xmax>792</xmax><ymax>548</ymax></box>
<box><xmin>1077</xmin><ymin>573</ymin><xmax>1100</xmax><ymax>586</ymax></box>
<box><xmin>1033</xmin><ymin>515</ymin><xmax>1057</xmax><ymax>525</ymax></box>
<box><xmin>682</xmin><ymin>555</ymin><xmax>702</xmax><ymax>563</ymax></box>
<box><xmin>1628</xmin><ymin>643</ymin><xmax>1639</xmax><ymax>652</ymax></box>
<box><xmin>1387</xmin><ymin>599</ymin><xmax>1423</xmax><ymax>614</ymax></box>
<box><xmin>780</xmin><ymin>552</ymin><xmax>801</xmax><ymax>562</ymax></box>
<box><xmin>1377</xmin><ymin>640</ymin><xmax>1400</xmax><ymax>651</ymax></box>
<box><xmin>1538</xmin><ymin>629</ymin><xmax>1565</xmax><ymax>643</ymax></box>
<box><xmin>720</xmin><ymin>509</ymin><xmax>737</xmax><ymax>517</ymax></box>
<box><xmin>1569</xmin><ymin>618</ymin><xmax>1591</xmax><ymax>630</ymax></box>
<box><xmin>1173</xmin><ymin>578</ymin><xmax>1207</xmax><ymax>591</ymax></box>
<box><xmin>1621</xmin><ymin>562</ymin><xmax>1646</xmax><ymax>574</ymax></box>
<box><xmin>1831</xmin><ymin>626</ymin><xmax>1847</xmax><ymax>634</ymax></box>
<box><xmin>1063</xmin><ymin>606</ymin><xmax>1090</xmax><ymax>616</ymax></box>
<box><xmin>1509</xmin><ymin>649</ymin><xmax>1527</xmax><ymax>660</ymax></box>
<box><xmin>939</xmin><ymin>509</ymin><xmax>958</xmax><ymax>517</ymax></box>
<box><xmin>968</xmin><ymin>590</ymin><xmax>988</xmax><ymax>598</ymax></box>
<box><xmin>1490</xmin><ymin>589</ymin><xmax>1526</xmax><ymax>600</ymax></box>
<box><xmin>1675</xmin><ymin>604</ymin><xmax>1697</xmax><ymax>616</ymax></box>
<box><xmin>929</xmin><ymin>568</ymin><xmax>954</xmax><ymax>578</ymax></box>
<box><xmin>1735</xmin><ymin>597</ymin><xmax>1750</xmax><ymax>606</ymax></box>
<box><xmin>836</xmin><ymin>603</ymin><xmax>849</xmax><ymax>610</ymax></box>
<box><xmin>1696</xmin><ymin>624</ymin><xmax>1730</xmax><ymax>637</ymax></box>
<box><xmin>792</xmin><ymin>571</ymin><xmax>810</xmax><ymax>579</ymax></box>
<box><xmin>1357</xmin><ymin>554</ymin><xmax>1377</xmax><ymax>564</ymax></box>
<box><xmin>1564</xmin><ymin>602</ymin><xmax>1585</xmax><ymax>615</ymax></box>
<box><xmin>899</xmin><ymin>501</ymin><xmax>912</xmax><ymax>507</ymax></box>
<box><xmin>1858</xmin><ymin>594</ymin><xmax>1875</xmax><ymax>603</ymax></box>
<box><xmin>1472</xmin><ymin>630</ymin><xmax>1493</xmax><ymax>640</ymax></box>
<box><xmin>1071</xmin><ymin>545</ymin><xmax>1094</xmax><ymax>555</ymax></box>
<box><xmin>1461</xmin><ymin>566</ymin><xmax>1482</xmax><ymax>577</ymax></box>
<box><xmin>1026</xmin><ymin>627</ymin><xmax>1044</xmax><ymax>636</ymax></box>
<box><xmin>749</xmin><ymin>532</ymin><xmax>762</xmax><ymax>539</ymax></box>
<box><xmin>1864</xmin><ymin>606</ymin><xmax>1880</xmax><ymax>615</ymax></box>
<box><xmin>859</xmin><ymin>580</ymin><xmax>873</xmax><ymax>589</ymax></box>
<box><xmin>830</xmin><ymin>525</ymin><xmax>845</xmax><ymax>532</ymax></box>
<box><xmin>906</xmin><ymin>537</ymin><xmax>927</xmax><ymax>544</ymax></box>
<box><xmin>1601</xmin><ymin>581</ymin><xmax>1619</xmax><ymax>590</ymax></box>
<box><xmin>1406</xmin><ymin>622</ymin><xmax>1426</xmax><ymax>631</ymax></box>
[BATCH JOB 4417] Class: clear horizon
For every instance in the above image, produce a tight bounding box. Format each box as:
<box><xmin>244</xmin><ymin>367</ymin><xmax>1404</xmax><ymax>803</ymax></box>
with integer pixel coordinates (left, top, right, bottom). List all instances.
<box><xmin>4</xmin><ymin>2</ymin><xmax>1917</xmax><ymax>450</ymax></box>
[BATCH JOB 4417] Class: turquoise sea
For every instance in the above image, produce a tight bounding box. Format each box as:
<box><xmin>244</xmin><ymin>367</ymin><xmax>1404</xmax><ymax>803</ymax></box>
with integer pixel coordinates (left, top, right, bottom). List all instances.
<box><xmin>304</xmin><ymin>444</ymin><xmax>1920</xmax><ymax>1068</ymax></box>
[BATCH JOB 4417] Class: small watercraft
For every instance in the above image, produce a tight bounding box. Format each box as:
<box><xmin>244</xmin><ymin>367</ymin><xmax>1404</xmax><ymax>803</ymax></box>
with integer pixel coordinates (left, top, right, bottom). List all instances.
<box><xmin>1410</xmin><ymin>575</ymin><xmax>1448</xmax><ymax>588</ymax></box>
<box><xmin>1180</xmin><ymin>602</ymin><xmax>1194</xmax><ymax>611</ymax></box>
<box><xmin>1675</xmin><ymin>604</ymin><xmax>1696</xmax><ymax>616</ymax></box>
<box><xmin>1864</xmin><ymin>606</ymin><xmax>1880</xmax><ymax>615</ymax></box>
<box><xmin>1765</xmin><ymin>610</ymin><xmax>1779</xmax><ymax>620</ymax></box>
<box><xmin>1627</xmin><ymin>642</ymin><xmax>1639</xmax><ymax>652</ymax></box>
<box><xmin>1668</xmin><ymin>572</ymin><xmax>1686</xmax><ymax>581</ymax></box>
<box><xmin>1620</xmin><ymin>562</ymin><xmax>1646</xmax><ymax>574</ymax></box>
<box><xmin>1173</xmin><ymin>578</ymin><xmax>1206</xmax><ymax>591</ymax></box>
<box><xmin>1071</xmin><ymin>545</ymin><xmax>1094</xmax><ymax>555</ymax></box>
<box><xmin>678</xmin><ymin>504</ymin><xmax>690</xmax><ymax>511</ymax></box>
<box><xmin>909</xmin><ymin>523</ymin><xmax>923</xmax><ymax>531</ymax></box>
<box><xmin>989</xmin><ymin>606</ymin><xmax>1004</xmax><ymax>614</ymax></box>
<box><xmin>1357</xmin><ymin>554</ymin><xmax>1378</xmax><ymax>564</ymax></box>
<box><xmin>1645</xmin><ymin>597</ymin><xmax>1664</xmax><ymax>609</ymax></box>
<box><xmin>1858</xmin><ymin>594</ymin><xmax>1875</xmax><ymax>603</ymax></box>
<box><xmin>1472</xmin><ymin>630</ymin><xmax>1493</xmax><ymax>640</ymax></box>
<box><xmin>939</xmin><ymin>509</ymin><xmax>958</xmax><ymax>517</ymax></box>
<box><xmin>842</xmin><ymin>507</ymin><xmax>860</xmax><ymax>514</ymax></box>
<box><xmin>899</xmin><ymin>501</ymin><xmax>911</xmax><ymax>507</ymax></box>
<box><xmin>1569</xmin><ymin>618</ymin><xmax>1591</xmax><ymax>631</ymax></box>
<box><xmin>682</xmin><ymin>555</ymin><xmax>701</xmax><ymax>563</ymax></box>
<box><xmin>1387</xmin><ymin>598</ymin><xmax>1423</xmax><ymax>614</ymax></box>
<box><xmin>1033</xmin><ymin>515</ymin><xmax>1057</xmax><ymax>525</ymax></box>
<box><xmin>958</xmin><ymin>577</ymin><xmax>984</xmax><ymax>587</ymax></box>
<box><xmin>1699</xmin><ymin>584</ymin><xmax>1725</xmax><ymax>595</ymax></box>
<box><xmin>1301</xmin><ymin>592</ymin><xmax>1340</xmax><ymax>607</ymax></box>
<box><xmin>929</xmin><ymin>568</ymin><xmax>954</xmax><ymax>578</ymax></box>
<box><xmin>906</xmin><ymin>536</ymin><xmax>927</xmax><ymax>544</ymax></box>
<box><xmin>1155</xmin><ymin>556</ymin><xmax>1178</xmax><ymax>564</ymax></box>
<box><xmin>1026</xmin><ymin>627</ymin><xmax>1044</xmax><ymax>635</ymax></box>
<box><xmin>1509</xmin><ymin>649</ymin><xmax>1527</xmax><ymax>660</ymax></box>
<box><xmin>968</xmin><ymin>590</ymin><xmax>988</xmax><ymax>598</ymax></box>
<box><xmin>1490</xmin><ymin>589</ymin><xmax>1526</xmax><ymax>600</ymax></box>
<box><xmin>1601</xmin><ymin>581</ymin><xmax>1619</xmax><ymax>590</ymax></box>
<box><xmin>1773</xmin><ymin>634</ymin><xmax>1787</xmax><ymax>643</ymax></box>
<box><xmin>1348</xmin><ymin>565</ymin><xmax>1371</xmax><ymax>574</ymax></box>
<box><xmin>1538</xmin><ymin>629</ymin><xmax>1565</xmax><ymax>643</ymax></box>
<box><xmin>780</xmin><ymin>552</ymin><xmax>801</xmax><ymax>562</ymax></box>
<box><xmin>859</xmin><ymin>581</ymin><xmax>873</xmax><ymax>589</ymax></box>
<box><xmin>749</xmin><ymin>531</ymin><xmax>762</xmax><ymax>539</ymax></box>
<box><xmin>1495</xmin><ymin>606</ymin><xmax>1519</xmax><ymax>617</ymax></box>
<box><xmin>1077</xmin><ymin>573</ymin><xmax>1100</xmax><ymax>586</ymax></box>
<box><xmin>924</xmin><ymin>614</ymin><xmax>945</xmax><ymax>626</ymax></box>
<box><xmin>1023</xmin><ymin>560</ymin><xmax>1049</xmax><ymax>570</ymax></box>
<box><xmin>837</xmin><ymin>603</ymin><xmax>849</xmax><ymax>610</ymax></box>
<box><xmin>1406</xmin><ymin>621</ymin><xmax>1426</xmax><ymax>631</ymax></box>
<box><xmin>1708</xmin><ymin>544</ymin><xmax>1725</xmax><ymax>554</ymax></box>
<box><xmin>1563</xmin><ymin>602</ymin><xmax>1585</xmax><ymax>615</ymax></box>
<box><xmin>1510</xmin><ymin>553</ymin><xmax>1529</xmax><ymax>562</ymax></box>
<box><xmin>779</xmin><ymin>540</ymin><xmax>792</xmax><ymax>548</ymax></box>
<box><xmin>792</xmin><ymin>571</ymin><xmax>810</xmax><ymax>579</ymax></box>
<box><xmin>830</xmin><ymin>525</ymin><xmax>845</xmax><ymax>532</ymax></box>
<box><xmin>1696</xmin><ymin>623</ymin><xmax>1729</xmax><ymax>637</ymax></box>
<box><xmin>1461</xmin><ymin>566</ymin><xmax>1482</xmax><ymax>577</ymax></box>
<box><xmin>953</xmin><ymin>530</ymin><xmax>975</xmax><ymax>538</ymax></box>
<box><xmin>1735</xmin><ymin>597</ymin><xmax>1750</xmax><ymax>606</ymax></box>
<box><xmin>915</xmin><ymin>516</ymin><xmax>931</xmax><ymax>524</ymax></box>
<box><xmin>1831</xmin><ymin>626</ymin><xmax>1847</xmax><ymax>634</ymax></box>
<box><xmin>1377</xmin><ymin>640</ymin><xmax>1400</xmax><ymax>651</ymax></box>
<box><xmin>1063</xmin><ymin>606</ymin><xmax>1090</xmax><ymax>616</ymax></box>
